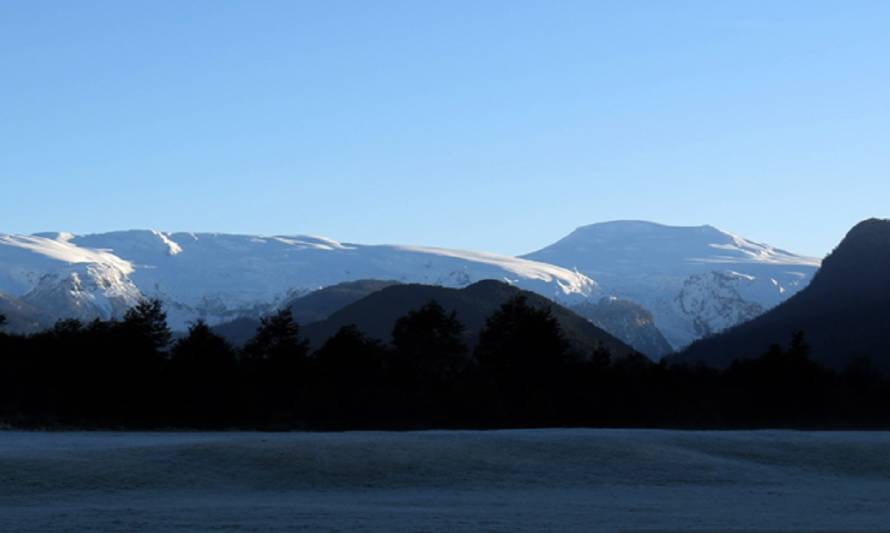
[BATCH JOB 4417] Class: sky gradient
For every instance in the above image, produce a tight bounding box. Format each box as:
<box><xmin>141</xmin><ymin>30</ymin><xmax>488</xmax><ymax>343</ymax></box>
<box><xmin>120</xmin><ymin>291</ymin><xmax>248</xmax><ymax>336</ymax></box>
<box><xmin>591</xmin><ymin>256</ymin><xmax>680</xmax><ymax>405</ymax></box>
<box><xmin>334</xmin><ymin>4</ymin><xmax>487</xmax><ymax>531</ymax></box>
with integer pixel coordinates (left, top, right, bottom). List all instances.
<box><xmin>2</xmin><ymin>1</ymin><xmax>888</xmax><ymax>258</ymax></box>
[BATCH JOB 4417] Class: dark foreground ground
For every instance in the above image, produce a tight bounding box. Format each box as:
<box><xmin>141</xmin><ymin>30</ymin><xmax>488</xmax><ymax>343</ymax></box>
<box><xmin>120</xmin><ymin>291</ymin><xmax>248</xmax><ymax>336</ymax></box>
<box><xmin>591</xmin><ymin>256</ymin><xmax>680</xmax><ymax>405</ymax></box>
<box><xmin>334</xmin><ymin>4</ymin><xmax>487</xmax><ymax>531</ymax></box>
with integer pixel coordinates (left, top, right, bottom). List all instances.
<box><xmin>2</xmin><ymin>429</ymin><xmax>890</xmax><ymax>532</ymax></box>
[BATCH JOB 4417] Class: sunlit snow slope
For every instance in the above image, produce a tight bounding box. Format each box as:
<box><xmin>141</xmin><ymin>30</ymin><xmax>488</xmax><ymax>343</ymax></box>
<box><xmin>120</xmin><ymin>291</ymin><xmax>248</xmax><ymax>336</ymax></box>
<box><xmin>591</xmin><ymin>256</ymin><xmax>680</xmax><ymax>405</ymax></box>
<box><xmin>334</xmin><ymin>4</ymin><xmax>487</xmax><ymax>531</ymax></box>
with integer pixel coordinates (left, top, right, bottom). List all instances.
<box><xmin>0</xmin><ymin>233</ymin><xmax>141</xmax><ymax>323</ymax></box>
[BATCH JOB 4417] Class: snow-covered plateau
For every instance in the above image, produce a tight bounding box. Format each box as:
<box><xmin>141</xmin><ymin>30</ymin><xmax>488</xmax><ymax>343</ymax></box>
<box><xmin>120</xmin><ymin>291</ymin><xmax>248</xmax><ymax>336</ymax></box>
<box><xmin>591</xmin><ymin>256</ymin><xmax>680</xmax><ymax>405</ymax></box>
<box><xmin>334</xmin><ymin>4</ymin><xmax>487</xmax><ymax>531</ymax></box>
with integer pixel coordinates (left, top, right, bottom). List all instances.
<box><xmin>0</xmin><ymin>230</ymin><xmax>597</xmax><ymax>330</ymax></box>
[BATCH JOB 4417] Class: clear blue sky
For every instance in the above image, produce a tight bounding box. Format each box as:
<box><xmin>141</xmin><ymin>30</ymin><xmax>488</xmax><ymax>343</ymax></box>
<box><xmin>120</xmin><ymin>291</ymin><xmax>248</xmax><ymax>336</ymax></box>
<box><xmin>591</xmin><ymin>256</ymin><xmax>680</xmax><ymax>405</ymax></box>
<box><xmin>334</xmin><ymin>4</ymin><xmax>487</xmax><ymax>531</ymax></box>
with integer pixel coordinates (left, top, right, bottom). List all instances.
<box><xmin>2</xmin><ymin>1</ymin><xmax>887</xmax><ymax>258</ymax></box>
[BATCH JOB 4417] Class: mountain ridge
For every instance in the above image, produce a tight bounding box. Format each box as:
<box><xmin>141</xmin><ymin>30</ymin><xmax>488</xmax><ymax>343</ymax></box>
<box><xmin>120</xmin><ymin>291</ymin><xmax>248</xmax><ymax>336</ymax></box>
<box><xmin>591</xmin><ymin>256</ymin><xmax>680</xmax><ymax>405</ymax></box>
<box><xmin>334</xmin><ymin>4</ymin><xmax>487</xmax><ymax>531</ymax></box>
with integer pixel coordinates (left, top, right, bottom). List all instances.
<box><xmin>1</xmin><ymin>221</ymin><xmax>820</xmax><ymax>352</ymax></box>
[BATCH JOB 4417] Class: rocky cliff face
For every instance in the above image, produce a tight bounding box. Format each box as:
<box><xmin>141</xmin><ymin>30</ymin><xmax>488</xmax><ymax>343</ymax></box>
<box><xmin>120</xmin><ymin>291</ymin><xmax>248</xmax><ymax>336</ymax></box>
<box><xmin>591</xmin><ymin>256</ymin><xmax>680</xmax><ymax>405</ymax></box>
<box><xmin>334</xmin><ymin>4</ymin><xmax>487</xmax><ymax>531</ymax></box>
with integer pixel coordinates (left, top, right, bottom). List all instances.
<box><xmin>571</xmin><ymin>296</ymin><xmax>673</xmax><ymax>359</ymax></box>
<box><xmin>571</xmin><ymin>297</ymin><xmax>672</xmax><ymax>357</ymax></box>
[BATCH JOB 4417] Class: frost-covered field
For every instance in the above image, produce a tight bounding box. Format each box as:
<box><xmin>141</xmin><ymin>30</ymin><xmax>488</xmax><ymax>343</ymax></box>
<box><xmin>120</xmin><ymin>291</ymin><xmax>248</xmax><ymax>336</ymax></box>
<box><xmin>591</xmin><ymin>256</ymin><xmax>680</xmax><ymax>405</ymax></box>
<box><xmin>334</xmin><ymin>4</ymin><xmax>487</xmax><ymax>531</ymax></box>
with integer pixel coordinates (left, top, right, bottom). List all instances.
<box><xmin>2</xmin><ymin>429</ymin><xmax>890</xmax><ymax>532</ymax></box>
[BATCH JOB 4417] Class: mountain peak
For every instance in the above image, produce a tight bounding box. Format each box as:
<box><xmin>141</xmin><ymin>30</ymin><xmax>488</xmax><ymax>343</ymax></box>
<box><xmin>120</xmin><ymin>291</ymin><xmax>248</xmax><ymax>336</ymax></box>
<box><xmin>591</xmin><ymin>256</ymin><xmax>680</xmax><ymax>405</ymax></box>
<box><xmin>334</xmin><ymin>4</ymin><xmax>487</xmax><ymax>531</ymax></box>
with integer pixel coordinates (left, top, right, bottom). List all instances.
<box><xmin>524</xmin><ymin>221</ymin><xmax>821</xmax><ymax>350</ymax></box>
<box><xmin>812</xmin><ymin>218</ymin><xmax>890</xmax><ymax>292</ymax></box>
<box><xmin>835</xmin><ymin>218</ymin><xmax>890</xmax><ymax>251</ymax></box>
<box><xmin>573</xmin><ymin>220</ymin><xmax>719</xmax><ymax>233</ymax></box>
<box><xmin>526</xmin><ymin>220</ymin><xmax>818</xmax><ymax>270</ymax></box>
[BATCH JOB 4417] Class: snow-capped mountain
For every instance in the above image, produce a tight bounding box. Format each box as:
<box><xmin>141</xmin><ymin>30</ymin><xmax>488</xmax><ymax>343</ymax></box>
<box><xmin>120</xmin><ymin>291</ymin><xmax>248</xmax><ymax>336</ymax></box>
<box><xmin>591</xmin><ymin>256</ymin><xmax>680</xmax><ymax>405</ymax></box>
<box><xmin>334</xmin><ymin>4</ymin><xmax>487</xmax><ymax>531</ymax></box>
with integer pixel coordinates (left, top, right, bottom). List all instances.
<box><xmin>523</xmin><ymin>221</ymin><xmax>821</xmax><ymax>350</ymax></box>
<box><xmin>0</xmin><ymin>223</ymin><xmax>822</xmax><ymax>353</ymax></box>
<box><xmin>0</xmin><ymin>230</ymin><xmax>597</xmax><ymax>330</ymax></box>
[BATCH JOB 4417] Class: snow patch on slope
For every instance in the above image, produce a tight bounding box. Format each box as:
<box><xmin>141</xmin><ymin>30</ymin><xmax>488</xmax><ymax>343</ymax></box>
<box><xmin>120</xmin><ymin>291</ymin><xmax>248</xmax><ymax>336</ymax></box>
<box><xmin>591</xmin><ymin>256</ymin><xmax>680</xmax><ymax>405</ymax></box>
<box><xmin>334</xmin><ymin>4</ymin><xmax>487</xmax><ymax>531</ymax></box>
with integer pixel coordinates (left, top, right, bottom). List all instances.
<box><xmin>153</xmin><ymin>230</ymin><xmax>183</xmax><ymax>256</ymax></box>
<box><xmin>271</xmin><ymin>235</ymin><xmax>356</xmax><ymax>251</ymax></box>
<box><xmin>700</xmin><ymin>231</ymin><xmax>821</xmax><ymax>266</ymax></box>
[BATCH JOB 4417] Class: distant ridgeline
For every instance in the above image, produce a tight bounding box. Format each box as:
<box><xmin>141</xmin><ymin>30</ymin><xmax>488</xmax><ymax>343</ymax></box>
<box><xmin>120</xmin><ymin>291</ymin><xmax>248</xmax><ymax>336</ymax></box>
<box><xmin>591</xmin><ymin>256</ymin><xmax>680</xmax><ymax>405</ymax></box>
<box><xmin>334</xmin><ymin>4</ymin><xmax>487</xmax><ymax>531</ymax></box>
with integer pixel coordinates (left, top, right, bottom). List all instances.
<box><xmin>3</xmin><ymin>236</ymin><xmax>890</xmax><ymax>429</ymax></box>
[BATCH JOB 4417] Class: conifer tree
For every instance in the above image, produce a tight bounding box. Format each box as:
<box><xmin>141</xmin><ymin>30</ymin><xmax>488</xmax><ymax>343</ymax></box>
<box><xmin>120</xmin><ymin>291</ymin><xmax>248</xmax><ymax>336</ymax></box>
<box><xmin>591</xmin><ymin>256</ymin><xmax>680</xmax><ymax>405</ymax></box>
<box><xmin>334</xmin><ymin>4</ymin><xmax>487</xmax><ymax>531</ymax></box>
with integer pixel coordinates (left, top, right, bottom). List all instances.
<box><xmin>120</xmin><ymin>299</ymin><xmax>172</xmax><ymax>353</ymax></box>
<box><xmin>391</xmin><ymin>301</ymin><xmax>468</xmax><ymax>381</ymax></box>
<box><xmin>243</xmin><ymin>308</ymin><xmax>309</xmax><ymax>367</ymax></box>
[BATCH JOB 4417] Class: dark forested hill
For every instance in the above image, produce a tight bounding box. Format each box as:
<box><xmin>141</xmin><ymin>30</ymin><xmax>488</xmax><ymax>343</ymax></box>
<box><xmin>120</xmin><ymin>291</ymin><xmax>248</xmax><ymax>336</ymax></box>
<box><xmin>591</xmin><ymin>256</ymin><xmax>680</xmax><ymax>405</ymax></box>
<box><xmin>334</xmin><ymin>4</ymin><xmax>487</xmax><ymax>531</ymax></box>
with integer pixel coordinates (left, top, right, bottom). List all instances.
<box><xmin>287</xmin><ymin>279</ymin><xmax>401</xmax><ymax>324</ymax></box>
<box><xmin>213</xmin><ymin>279</ymin><xmax>400</xmax><ymax>345</ymax></box>
<box><xmin>673</xmin><ymin>218</ymin><xmax>890</xmax><ymax>371</ymax></box>
<box><xmin>301</xmin><ymin>280</ymin><xmax>637</xmax><ymax>358</ymax></box>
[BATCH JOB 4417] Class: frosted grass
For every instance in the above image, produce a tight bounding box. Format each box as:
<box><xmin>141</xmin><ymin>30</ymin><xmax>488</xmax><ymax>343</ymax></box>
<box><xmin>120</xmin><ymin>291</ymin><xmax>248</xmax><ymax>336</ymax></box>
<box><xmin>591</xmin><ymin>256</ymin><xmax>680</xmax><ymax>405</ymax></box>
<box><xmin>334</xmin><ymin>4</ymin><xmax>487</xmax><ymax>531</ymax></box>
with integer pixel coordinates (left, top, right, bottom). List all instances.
<box><xmin>2</xmin><ymin>429</ymin><xmax>889</xmax><ymax>532</ymax></box>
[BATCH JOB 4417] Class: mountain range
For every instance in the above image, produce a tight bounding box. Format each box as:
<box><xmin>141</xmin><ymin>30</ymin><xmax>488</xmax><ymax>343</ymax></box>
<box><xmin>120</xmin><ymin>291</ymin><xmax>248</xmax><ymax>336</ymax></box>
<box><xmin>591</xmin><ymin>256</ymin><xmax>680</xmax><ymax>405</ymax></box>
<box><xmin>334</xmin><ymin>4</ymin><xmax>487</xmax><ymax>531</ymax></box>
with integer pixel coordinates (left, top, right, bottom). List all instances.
<box><xmin>0</xmin><ymin>221</ymin><xmax>821</xmax><ymax>356</ymax></box>
<box><xmin>0</xmin><ymin>230</ymin><xmax>593</xmax><ymax>326</ymax></box>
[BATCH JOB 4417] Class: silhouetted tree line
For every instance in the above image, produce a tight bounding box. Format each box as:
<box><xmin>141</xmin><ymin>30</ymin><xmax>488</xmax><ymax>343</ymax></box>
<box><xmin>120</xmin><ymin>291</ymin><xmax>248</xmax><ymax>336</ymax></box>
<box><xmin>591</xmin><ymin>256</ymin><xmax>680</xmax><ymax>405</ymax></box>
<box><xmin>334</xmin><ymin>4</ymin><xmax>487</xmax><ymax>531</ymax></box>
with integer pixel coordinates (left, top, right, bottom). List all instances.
<box><xmin>1</xmin><ymin>298</ymin><xmax>890</xmax><ymax>430</ymax></box>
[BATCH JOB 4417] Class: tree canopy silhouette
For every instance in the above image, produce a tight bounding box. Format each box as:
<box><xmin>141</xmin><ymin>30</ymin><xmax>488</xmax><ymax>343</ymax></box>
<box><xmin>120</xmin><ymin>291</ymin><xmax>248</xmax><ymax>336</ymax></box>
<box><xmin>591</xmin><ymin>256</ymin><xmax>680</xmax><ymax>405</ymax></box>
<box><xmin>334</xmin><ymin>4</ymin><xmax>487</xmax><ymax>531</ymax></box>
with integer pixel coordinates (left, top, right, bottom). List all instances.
<box><xmin>241</xmin><ymin>308</ymin><xmax>310</xmax><ymax>424</ymax></box>
<box><xmin>476</xmin><ymin>295</ymin><xmax>570</xmax><ymax>376</ymax></box>
<box><xmin>243</xmin><ymin>308</ymin><xmax>308</xmax><ymax>365</ymax></box>
<box><xmin>121</xmin><ymin>299</ymin><xmax>172</xmax><ymax>353</ymax></box>
<box><xmin>474</xmin><ymin>295</ymin><xmax>574</xmax><ymax>424</ymax></box>
<box><xmin>2</xmin><ymin>299</ymin><xmax>890</xmax><ymax>430</ymax></box>
<box><xmin>168</xmin><ymin>320</ymin><xmax>238</xmax><ymax>426</ymax></box>
<box><xmin>392</xmin><ymin>301</ymin><xmax>469</xmax><ymax>381</ymax></box>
